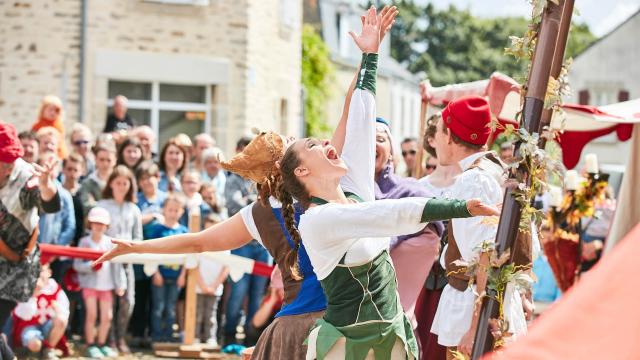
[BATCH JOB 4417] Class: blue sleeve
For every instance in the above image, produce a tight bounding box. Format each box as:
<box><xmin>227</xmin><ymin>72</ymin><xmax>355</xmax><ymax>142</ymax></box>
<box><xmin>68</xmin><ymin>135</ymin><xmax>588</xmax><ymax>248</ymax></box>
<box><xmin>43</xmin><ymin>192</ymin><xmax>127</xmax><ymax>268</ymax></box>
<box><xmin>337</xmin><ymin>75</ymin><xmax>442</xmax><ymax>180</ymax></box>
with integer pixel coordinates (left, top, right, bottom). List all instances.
<box><xmin>146</xmin><ymin>223</ymin><xmax>161</xmax><ymax>239</ymax></box>
<box><xmin>179</xmin><ymin>209</ymin><xmax>189</xmax><ymax>228</ymax></box>
<box><xmin>58</xmin><ymin>189</ymin><xmax>76</xmax><ymax>246</ymax></box>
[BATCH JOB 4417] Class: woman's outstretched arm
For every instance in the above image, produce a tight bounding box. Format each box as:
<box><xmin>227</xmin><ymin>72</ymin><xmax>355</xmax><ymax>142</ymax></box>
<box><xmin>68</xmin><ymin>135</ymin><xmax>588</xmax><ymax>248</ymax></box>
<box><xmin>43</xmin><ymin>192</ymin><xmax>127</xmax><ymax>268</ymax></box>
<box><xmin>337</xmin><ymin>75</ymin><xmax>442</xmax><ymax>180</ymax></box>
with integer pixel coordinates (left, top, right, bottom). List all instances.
<box><xmin>94</xmin><ymin>213</ymin><xmax>252</xmax><ymax>265</ymax></box>
<box><xmin>301</xmin><ymin>198</ymin><xmax>499</xmax><ymax>244</ymax></box>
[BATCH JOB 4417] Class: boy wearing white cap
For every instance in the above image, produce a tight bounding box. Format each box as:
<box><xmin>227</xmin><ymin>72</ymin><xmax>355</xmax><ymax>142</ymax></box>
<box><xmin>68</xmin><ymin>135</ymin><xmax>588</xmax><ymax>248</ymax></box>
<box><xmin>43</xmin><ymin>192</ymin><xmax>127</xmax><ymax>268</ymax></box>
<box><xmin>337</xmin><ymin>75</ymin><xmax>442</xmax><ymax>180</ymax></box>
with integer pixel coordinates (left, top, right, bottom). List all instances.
<box><xmin>73</xmin><ymin>207</ymin><xmax>126</xmax><ymax>358</ymax></box>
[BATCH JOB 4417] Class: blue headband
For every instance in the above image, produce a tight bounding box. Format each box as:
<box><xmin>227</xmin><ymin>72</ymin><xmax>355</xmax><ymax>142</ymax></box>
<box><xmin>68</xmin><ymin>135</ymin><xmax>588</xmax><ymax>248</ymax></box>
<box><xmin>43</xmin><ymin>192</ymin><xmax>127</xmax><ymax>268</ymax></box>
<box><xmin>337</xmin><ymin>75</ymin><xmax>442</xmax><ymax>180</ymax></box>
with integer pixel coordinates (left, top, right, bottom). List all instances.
<box><xmin>376</xmin><ymin>117</ymin><xmax>390</xmax><ymax>128</ymax></box>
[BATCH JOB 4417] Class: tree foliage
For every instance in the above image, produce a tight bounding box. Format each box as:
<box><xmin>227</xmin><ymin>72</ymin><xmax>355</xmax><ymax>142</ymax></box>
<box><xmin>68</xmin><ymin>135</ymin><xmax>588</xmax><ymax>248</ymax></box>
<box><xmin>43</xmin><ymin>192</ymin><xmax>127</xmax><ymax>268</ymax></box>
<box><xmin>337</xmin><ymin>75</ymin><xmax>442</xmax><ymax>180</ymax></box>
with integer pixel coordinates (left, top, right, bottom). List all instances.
<box><xmin>302</xmin><ymin>24</ymin><xmax>334</xmax><ymax>137</ymax></box>
<box><xmin>386</xmin><ymin>1</ymin><xmax>597</xmax><ymax>86</ymax></box>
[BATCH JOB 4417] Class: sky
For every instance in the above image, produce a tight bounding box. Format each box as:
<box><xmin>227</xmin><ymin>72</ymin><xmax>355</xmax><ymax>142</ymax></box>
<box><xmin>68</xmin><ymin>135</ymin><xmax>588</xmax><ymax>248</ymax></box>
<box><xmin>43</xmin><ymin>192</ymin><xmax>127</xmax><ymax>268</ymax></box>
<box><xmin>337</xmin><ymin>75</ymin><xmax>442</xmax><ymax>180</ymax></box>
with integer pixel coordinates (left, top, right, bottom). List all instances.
<box><xmin>415</xmin><ymin>0</ymin><xmax>640</xmax><ymax>37</ymax></box>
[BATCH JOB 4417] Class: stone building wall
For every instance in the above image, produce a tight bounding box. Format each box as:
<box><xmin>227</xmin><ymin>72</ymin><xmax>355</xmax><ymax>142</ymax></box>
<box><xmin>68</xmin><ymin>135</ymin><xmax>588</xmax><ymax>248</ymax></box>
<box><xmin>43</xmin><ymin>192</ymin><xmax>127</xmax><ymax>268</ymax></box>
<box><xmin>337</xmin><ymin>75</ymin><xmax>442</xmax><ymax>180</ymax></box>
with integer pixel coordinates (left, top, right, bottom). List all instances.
<box><xmin>0</xmin><ymin>0</ymin><xmax>81</xmax><ymax>130</ymax></box>
<box><xmin>0</xmin><ymin>0</ymin><xmax>302</xmax><ymax>154</ymax></box>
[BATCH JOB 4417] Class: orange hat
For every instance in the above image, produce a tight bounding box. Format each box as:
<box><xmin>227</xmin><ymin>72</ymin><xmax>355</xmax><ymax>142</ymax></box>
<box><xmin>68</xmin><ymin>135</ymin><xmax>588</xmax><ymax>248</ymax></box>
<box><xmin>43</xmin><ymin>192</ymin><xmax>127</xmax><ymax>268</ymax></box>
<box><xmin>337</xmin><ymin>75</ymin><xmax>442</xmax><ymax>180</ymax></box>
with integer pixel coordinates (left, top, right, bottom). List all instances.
<box><xmin>441</xmin><ymin>96</ymin><xmax>492</xmax><ymax>145</ymax></box>
<box><xmin>221</xmin><ymin>131</ymin><xmax>284</xmax><ymax>185</ymax></box>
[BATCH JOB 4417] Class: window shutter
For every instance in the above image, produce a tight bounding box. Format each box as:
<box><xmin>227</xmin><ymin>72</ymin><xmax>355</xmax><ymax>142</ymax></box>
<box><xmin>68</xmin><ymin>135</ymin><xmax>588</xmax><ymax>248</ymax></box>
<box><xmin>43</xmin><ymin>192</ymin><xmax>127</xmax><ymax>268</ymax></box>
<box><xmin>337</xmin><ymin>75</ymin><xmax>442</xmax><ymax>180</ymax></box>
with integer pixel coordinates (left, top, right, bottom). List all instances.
<box><xmin>578</xmin><ymin>90</ymin><xmax>590</xmax><ymax>105</ymax></box>
<box><xmin>618</xmin><ymin>90</ymin><xmax>630</xmax><ymax>102</ymax></box>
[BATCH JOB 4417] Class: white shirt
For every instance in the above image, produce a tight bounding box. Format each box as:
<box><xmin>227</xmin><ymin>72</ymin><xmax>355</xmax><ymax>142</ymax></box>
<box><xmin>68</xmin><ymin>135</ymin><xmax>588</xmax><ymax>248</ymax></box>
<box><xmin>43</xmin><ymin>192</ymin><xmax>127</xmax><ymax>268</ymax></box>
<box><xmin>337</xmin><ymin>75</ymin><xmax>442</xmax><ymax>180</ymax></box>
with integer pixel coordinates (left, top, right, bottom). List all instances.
<box><xmin>14</xmin><ymin>279</ymin><xmax>70</xmax><ymax>322</ymax></box>
<box><xmin>79</xmin><ymin>235</ymin><xmax>116</xmax><ymax>291</ymax></box>
<box><xmin>432</xmin><ymin>151</ymin><xmax>526</xmax><ymax>346</ymax></box>
<box><xmin>299</xmin><ymin>89</ymin><xmax>431</xmax><ymax>280</ymax></box>
<box><xmin>419</xmin><ymin>176</ymin><xmax>456</xmax><ymax>198</ymax></box>
<box><xmin>450</xmin><ymin>152</ymin><xmax>503</xmax><ymax>261</ymax></box>
<box><xmin>197</xmin><ymin>254</ymin><xmax>228</xmax><ymax>296</ymax></box>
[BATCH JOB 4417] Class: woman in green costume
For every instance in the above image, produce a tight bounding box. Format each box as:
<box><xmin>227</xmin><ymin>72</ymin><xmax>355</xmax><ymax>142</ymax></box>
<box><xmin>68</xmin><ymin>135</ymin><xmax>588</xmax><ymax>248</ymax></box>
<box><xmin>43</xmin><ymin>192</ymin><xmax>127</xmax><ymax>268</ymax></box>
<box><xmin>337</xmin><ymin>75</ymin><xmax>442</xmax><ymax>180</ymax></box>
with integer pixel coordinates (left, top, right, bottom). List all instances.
<box><xmin>275</xmin><ymin>7</ymin><xmax>499</xmax><ymax>360</ymax></box>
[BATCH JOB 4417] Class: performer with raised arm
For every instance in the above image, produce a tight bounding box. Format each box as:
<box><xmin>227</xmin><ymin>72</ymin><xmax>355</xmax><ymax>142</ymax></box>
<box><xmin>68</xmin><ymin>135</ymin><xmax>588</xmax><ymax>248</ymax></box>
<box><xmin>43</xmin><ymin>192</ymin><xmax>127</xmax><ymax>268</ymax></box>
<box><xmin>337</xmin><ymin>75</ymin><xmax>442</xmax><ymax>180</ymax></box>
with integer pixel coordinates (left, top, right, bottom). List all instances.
<box><xmin>0</xmin><ymin>121</ymin><xmax>61</xmax><ymax>358</ymax></box>
<box><xmin>94</xmin><ymin>7</ymin><xmax>399</xmax><ymax>359</ymax></box>
<box><xmin>275</xmin><ymin>8</ymin><xmax>498</xmax><ymax>360</ymax></box>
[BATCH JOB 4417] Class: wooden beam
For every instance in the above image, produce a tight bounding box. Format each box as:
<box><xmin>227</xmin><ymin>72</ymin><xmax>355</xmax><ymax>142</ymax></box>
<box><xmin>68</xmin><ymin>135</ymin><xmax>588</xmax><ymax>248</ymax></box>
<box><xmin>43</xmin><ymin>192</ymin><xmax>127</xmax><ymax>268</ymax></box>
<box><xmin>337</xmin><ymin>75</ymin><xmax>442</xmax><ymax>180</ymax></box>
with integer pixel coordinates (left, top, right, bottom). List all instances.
<box><xmin>471</xmin><ymin>1</ymin><xmax>574</xmax><ymax>358</ymax></box>
<box><xmin>183</xmin><ymin>209</ymin><xmax>201</xmax><ymax>346</ymax></box>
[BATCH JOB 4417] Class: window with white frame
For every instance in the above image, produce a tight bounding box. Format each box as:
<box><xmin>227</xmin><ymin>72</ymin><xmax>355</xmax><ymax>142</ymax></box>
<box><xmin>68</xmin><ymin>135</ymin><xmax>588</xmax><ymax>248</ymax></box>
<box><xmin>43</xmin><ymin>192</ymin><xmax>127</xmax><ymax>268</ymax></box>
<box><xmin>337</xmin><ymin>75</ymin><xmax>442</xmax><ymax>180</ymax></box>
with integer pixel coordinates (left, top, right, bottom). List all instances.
<box><xmin>107</xmin><ymin>80</ymin><xmax>211</xmax><ymax>151</ymax></box>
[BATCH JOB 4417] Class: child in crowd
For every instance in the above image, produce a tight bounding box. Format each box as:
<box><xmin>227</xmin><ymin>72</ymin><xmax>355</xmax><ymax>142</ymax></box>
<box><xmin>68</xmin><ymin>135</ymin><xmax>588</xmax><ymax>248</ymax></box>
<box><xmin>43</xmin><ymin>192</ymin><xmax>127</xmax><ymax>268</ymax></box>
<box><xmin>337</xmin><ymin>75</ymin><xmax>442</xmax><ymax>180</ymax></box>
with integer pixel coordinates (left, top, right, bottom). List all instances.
<box><xmin>130</xmin><ymin>160</ymin><xmax>167</xmax><ymax>344</ymax></box>
<box><xmin>12</xmin><ymin>263</ymin><xmax>69</xmax><ymax>360</ymax></box>
<box><xmin>97</xmin><ymin>165</ymin><xmax>142</xmax><ymax>354</ymax></box>
<box><xmin>74</xmin><ymin>207</ymin><xmax>126</xmax><ymax>358</ymax></box>
<box><xmin>179</xmin><ymin>170</ymin><xmax>212</xmax><ymax>230</ymax></box>
<box><xmin>79</xmin><ymin>144</ymin><xmax>117</xmax><ymax>216</ymax></box>
<box><xmin>136</xmin><ymin>161</ymin><xmax>168</xmax><ymax>238</ymax></box>
<box><xmin>146</xmin><ymin>193</ymin><xmax>189</xmax><ymax>342</ymax></box>
<box><xmin>193</xmin><ymin>214</ymin><xmax>229</xmax><ymax>346</ymax></box>
<box><xmin>61</xmin><ymin>153</ymin><xmax>86</xmax><ymax>244</ymax></box>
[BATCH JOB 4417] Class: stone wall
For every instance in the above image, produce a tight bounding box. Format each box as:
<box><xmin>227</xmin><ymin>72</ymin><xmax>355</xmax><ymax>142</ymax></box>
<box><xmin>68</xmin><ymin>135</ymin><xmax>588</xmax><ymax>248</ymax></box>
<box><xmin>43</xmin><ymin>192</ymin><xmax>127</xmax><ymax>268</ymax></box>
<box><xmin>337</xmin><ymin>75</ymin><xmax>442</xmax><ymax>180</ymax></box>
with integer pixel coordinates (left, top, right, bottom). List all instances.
<box><xmin>0</xmin><ymin>0</ymin><xmax>302</xmax><ymax>154</ymax></box>
<box><xmin>0</xmin><ymin>0</ymin><xmax>81</xmax><ymax>130</ymax></box>
<box><xmin>246</xmin><ymin>0</ymin><xmax>302</xmax><ymax>137</ymax></box>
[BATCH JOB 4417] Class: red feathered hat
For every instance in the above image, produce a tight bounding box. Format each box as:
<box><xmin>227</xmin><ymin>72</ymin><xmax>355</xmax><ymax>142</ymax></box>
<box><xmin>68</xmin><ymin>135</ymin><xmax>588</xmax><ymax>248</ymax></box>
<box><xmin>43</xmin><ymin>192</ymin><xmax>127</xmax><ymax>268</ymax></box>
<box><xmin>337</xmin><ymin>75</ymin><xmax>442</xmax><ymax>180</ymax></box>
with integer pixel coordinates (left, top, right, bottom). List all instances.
<box><xmin>0</xmin><ymin>121</ymin><xmax>24</xmax><ymax>163</ymax></box>
<box><xmin>441</xmin><ymin>96</ymin><xmax>492</xmax><ymax>145</ymax></box>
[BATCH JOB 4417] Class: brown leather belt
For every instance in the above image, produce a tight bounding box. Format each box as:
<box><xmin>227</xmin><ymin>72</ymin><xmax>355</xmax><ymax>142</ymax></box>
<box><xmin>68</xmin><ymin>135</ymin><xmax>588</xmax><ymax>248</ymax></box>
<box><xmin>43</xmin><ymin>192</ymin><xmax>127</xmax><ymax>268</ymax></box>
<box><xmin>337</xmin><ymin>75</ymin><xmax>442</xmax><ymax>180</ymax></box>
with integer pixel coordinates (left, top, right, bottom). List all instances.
<box><xmin>447</xmin><ymin>273</ymin><xmax>471</xmax><ymax>292</ymax></box>
<box><xmin>0</xmin><ymin>227</ymin><xmax>39</xmax><ymax>263</ymax></box>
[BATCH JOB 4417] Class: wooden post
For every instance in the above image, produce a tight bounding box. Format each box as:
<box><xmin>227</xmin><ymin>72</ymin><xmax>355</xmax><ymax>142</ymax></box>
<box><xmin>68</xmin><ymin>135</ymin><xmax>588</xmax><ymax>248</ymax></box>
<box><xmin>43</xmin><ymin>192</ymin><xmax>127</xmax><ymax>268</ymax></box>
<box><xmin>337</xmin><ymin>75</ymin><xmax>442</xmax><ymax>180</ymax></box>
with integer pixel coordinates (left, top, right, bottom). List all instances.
<box><xmin>540</xmin><ymin>0</ymin><xmax>576</xmax><ymax>137</ymax></box>
<box><xmin>183</xmin><ymin>207</ymin><xmax>201</xmax><ymax>346</ymax></box>
<box><xmin>471</xmin><ymin>1</ymin><xmax>574</xmax><ymax>358</ymax></box>
<box><xmin>153</xmin><ymin>207</ymin><xmax>223</xmax><ymax>359</ymax></box>
<box><xmin>414</xmin><ymin>99</ymin><xmax>429</xmax><ymax>178</ymax></box>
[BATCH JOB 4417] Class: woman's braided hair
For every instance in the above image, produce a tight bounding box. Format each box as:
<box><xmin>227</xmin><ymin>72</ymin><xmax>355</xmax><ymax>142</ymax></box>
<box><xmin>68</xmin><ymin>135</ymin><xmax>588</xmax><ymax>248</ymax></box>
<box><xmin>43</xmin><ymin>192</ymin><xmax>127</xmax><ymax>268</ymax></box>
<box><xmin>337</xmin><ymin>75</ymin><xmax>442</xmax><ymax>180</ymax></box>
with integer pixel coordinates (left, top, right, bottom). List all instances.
<box><xmin>276</xmin><ymin>143</ymin><xmax>311</xmax><ymax>280</ymax></box>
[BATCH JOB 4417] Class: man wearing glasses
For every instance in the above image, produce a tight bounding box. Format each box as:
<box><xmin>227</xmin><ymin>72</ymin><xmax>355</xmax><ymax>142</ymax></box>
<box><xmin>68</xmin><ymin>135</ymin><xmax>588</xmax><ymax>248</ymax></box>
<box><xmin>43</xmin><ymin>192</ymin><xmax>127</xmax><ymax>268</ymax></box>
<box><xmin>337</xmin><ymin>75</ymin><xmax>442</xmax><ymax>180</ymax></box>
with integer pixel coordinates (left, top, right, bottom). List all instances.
<box><xmin>401</xmin><ymin>137</ymin><xmax>419</xmax><ymax>177</ymax></box>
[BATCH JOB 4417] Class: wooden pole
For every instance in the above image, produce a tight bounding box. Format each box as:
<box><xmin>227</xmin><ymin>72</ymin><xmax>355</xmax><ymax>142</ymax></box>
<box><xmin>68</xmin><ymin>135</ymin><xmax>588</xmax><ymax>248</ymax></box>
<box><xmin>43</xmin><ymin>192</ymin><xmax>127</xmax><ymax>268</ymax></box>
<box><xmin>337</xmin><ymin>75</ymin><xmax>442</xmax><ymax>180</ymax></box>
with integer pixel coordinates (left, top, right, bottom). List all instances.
<box><xmin>414</xmin><ymin>99</ymin><xmax>429</xmax><ymax>178</ymax></box>
<box><xmin>471</xmin><ymin>1</ymin><xmax>574</xmax><ymax>358</ymax></box>
<box><xmin>540</xmin><ymin>0</ymin><xmax>576</xmax><ymax>138</ymax></box>
<box><xmin>183</xmin><ymin>208</ymin><xmax>201</xmax><ymax>346</ymax></box>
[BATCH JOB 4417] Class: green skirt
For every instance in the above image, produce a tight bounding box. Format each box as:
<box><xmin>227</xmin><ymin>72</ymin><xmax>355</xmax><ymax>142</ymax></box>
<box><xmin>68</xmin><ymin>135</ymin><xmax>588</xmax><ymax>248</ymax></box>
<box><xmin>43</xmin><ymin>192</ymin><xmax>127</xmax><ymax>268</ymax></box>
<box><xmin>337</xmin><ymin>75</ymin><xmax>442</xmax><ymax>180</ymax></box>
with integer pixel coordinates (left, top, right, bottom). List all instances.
<box><xmin>307</xmin><ymin>250</ymin><xmax>418</xmax><ymax>360</ymax></box>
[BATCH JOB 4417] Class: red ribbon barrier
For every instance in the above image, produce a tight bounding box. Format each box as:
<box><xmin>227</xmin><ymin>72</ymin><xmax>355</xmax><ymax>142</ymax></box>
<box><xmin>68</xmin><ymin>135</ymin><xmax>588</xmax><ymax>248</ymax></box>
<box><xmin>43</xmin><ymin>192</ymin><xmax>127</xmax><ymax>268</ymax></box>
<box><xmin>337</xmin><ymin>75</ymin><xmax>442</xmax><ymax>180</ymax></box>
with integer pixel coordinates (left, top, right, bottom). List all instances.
<box><xmin>38</xmin><ymin>244</ymin><xmax>275</xmax><ymax>278</ymax></box>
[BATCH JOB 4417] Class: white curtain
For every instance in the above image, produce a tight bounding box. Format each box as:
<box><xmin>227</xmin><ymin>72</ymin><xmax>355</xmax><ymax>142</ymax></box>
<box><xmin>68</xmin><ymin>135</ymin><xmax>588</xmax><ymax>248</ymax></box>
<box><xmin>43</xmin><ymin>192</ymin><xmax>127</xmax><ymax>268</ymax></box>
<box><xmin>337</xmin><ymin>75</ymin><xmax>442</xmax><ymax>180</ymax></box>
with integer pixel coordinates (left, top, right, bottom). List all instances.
<box><xmin>605</xmin><ymin>124</ymin><xmax>640</xmax><ymax>253</ymax></box>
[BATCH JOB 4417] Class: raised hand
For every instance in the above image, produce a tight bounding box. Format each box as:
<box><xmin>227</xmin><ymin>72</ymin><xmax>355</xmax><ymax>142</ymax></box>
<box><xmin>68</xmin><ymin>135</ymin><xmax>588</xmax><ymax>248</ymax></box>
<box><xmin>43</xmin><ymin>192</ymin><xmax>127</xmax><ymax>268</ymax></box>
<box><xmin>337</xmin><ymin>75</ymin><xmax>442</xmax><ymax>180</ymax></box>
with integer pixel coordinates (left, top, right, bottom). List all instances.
<box><xmin>466</xmin><ymin>199</ymin><xmax>501</xmax><ymax>217</ymax></box>
<box><xmin>349</xmin><ymin>6</ymin><xmax>380</xmax><ymax>54</ymax></box>
<box><xmin>361</xmin><ymin>5</ymin><xmax>398</xmax><ymax>43</ymax></box>
<box><xmin>31</xmin><ymin>157</ymin><xmax>57</xmax><ymax>189</ymax></box>
<box><xmin>93</xmin><ymin>238</ymin><xmax>136</xmax><ymax>266</ymax></box>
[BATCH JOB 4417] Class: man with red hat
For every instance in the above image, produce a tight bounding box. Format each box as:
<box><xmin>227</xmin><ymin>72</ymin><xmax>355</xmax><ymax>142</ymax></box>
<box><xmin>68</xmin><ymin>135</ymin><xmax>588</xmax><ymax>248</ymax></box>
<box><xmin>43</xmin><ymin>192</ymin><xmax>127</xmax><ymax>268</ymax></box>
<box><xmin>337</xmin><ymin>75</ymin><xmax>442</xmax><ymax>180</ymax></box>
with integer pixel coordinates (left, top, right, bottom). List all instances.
<box><xmin>429</xmin><ymin>96</ymin><xmax>529</xmax><ymax>358</ymax></box>
<box><xmin>0</xmin><ymin>121</ymin><xmax>60</xmax><ymax>357</ymax></box>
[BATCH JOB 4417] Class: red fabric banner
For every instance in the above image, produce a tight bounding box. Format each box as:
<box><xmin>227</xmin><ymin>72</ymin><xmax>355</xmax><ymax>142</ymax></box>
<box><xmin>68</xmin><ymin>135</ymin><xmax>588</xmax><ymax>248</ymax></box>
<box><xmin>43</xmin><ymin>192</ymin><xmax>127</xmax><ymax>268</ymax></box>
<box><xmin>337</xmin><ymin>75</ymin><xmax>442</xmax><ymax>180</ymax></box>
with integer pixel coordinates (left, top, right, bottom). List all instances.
<box><xmin>38</xmin><ymin>244</ymin><xmax>275</xmax><ymax>278</ymax></box>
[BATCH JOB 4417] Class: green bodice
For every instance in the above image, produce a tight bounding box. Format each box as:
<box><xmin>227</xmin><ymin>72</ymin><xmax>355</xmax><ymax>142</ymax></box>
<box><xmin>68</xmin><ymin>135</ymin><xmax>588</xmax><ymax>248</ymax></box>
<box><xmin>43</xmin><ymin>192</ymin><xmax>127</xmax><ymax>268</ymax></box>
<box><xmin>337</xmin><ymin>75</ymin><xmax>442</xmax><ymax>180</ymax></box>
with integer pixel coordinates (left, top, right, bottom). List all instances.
<box><xmin>309</xmin><ymin>251</ymin><xmax>417</xmax><ymax>360</ymax></box>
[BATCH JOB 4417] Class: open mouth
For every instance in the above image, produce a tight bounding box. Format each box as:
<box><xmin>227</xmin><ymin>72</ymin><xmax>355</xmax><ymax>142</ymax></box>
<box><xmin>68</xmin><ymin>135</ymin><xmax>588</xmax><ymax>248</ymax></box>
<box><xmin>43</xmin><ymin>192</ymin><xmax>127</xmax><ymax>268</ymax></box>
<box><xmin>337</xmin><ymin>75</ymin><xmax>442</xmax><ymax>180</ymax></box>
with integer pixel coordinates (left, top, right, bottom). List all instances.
<box><xmin>326</xmin><ymin>146</ymin><xmax>339</xmax><ymax>161</ymax></box>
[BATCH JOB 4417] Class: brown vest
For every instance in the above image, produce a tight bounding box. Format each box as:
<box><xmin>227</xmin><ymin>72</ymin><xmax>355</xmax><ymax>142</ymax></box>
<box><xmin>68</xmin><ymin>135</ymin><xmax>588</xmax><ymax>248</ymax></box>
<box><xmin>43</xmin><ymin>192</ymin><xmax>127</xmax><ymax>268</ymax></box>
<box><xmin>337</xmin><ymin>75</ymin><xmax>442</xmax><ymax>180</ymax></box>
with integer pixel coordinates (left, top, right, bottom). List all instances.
<box><xmin>445</xmin><ymin>153</ymin><xmax>533</xmax><ymax>291</ymax></box>
<box><xmin>252</xmin><ymin>200</ymin><xmax>301</xmax><ymax>306</ymax></box>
